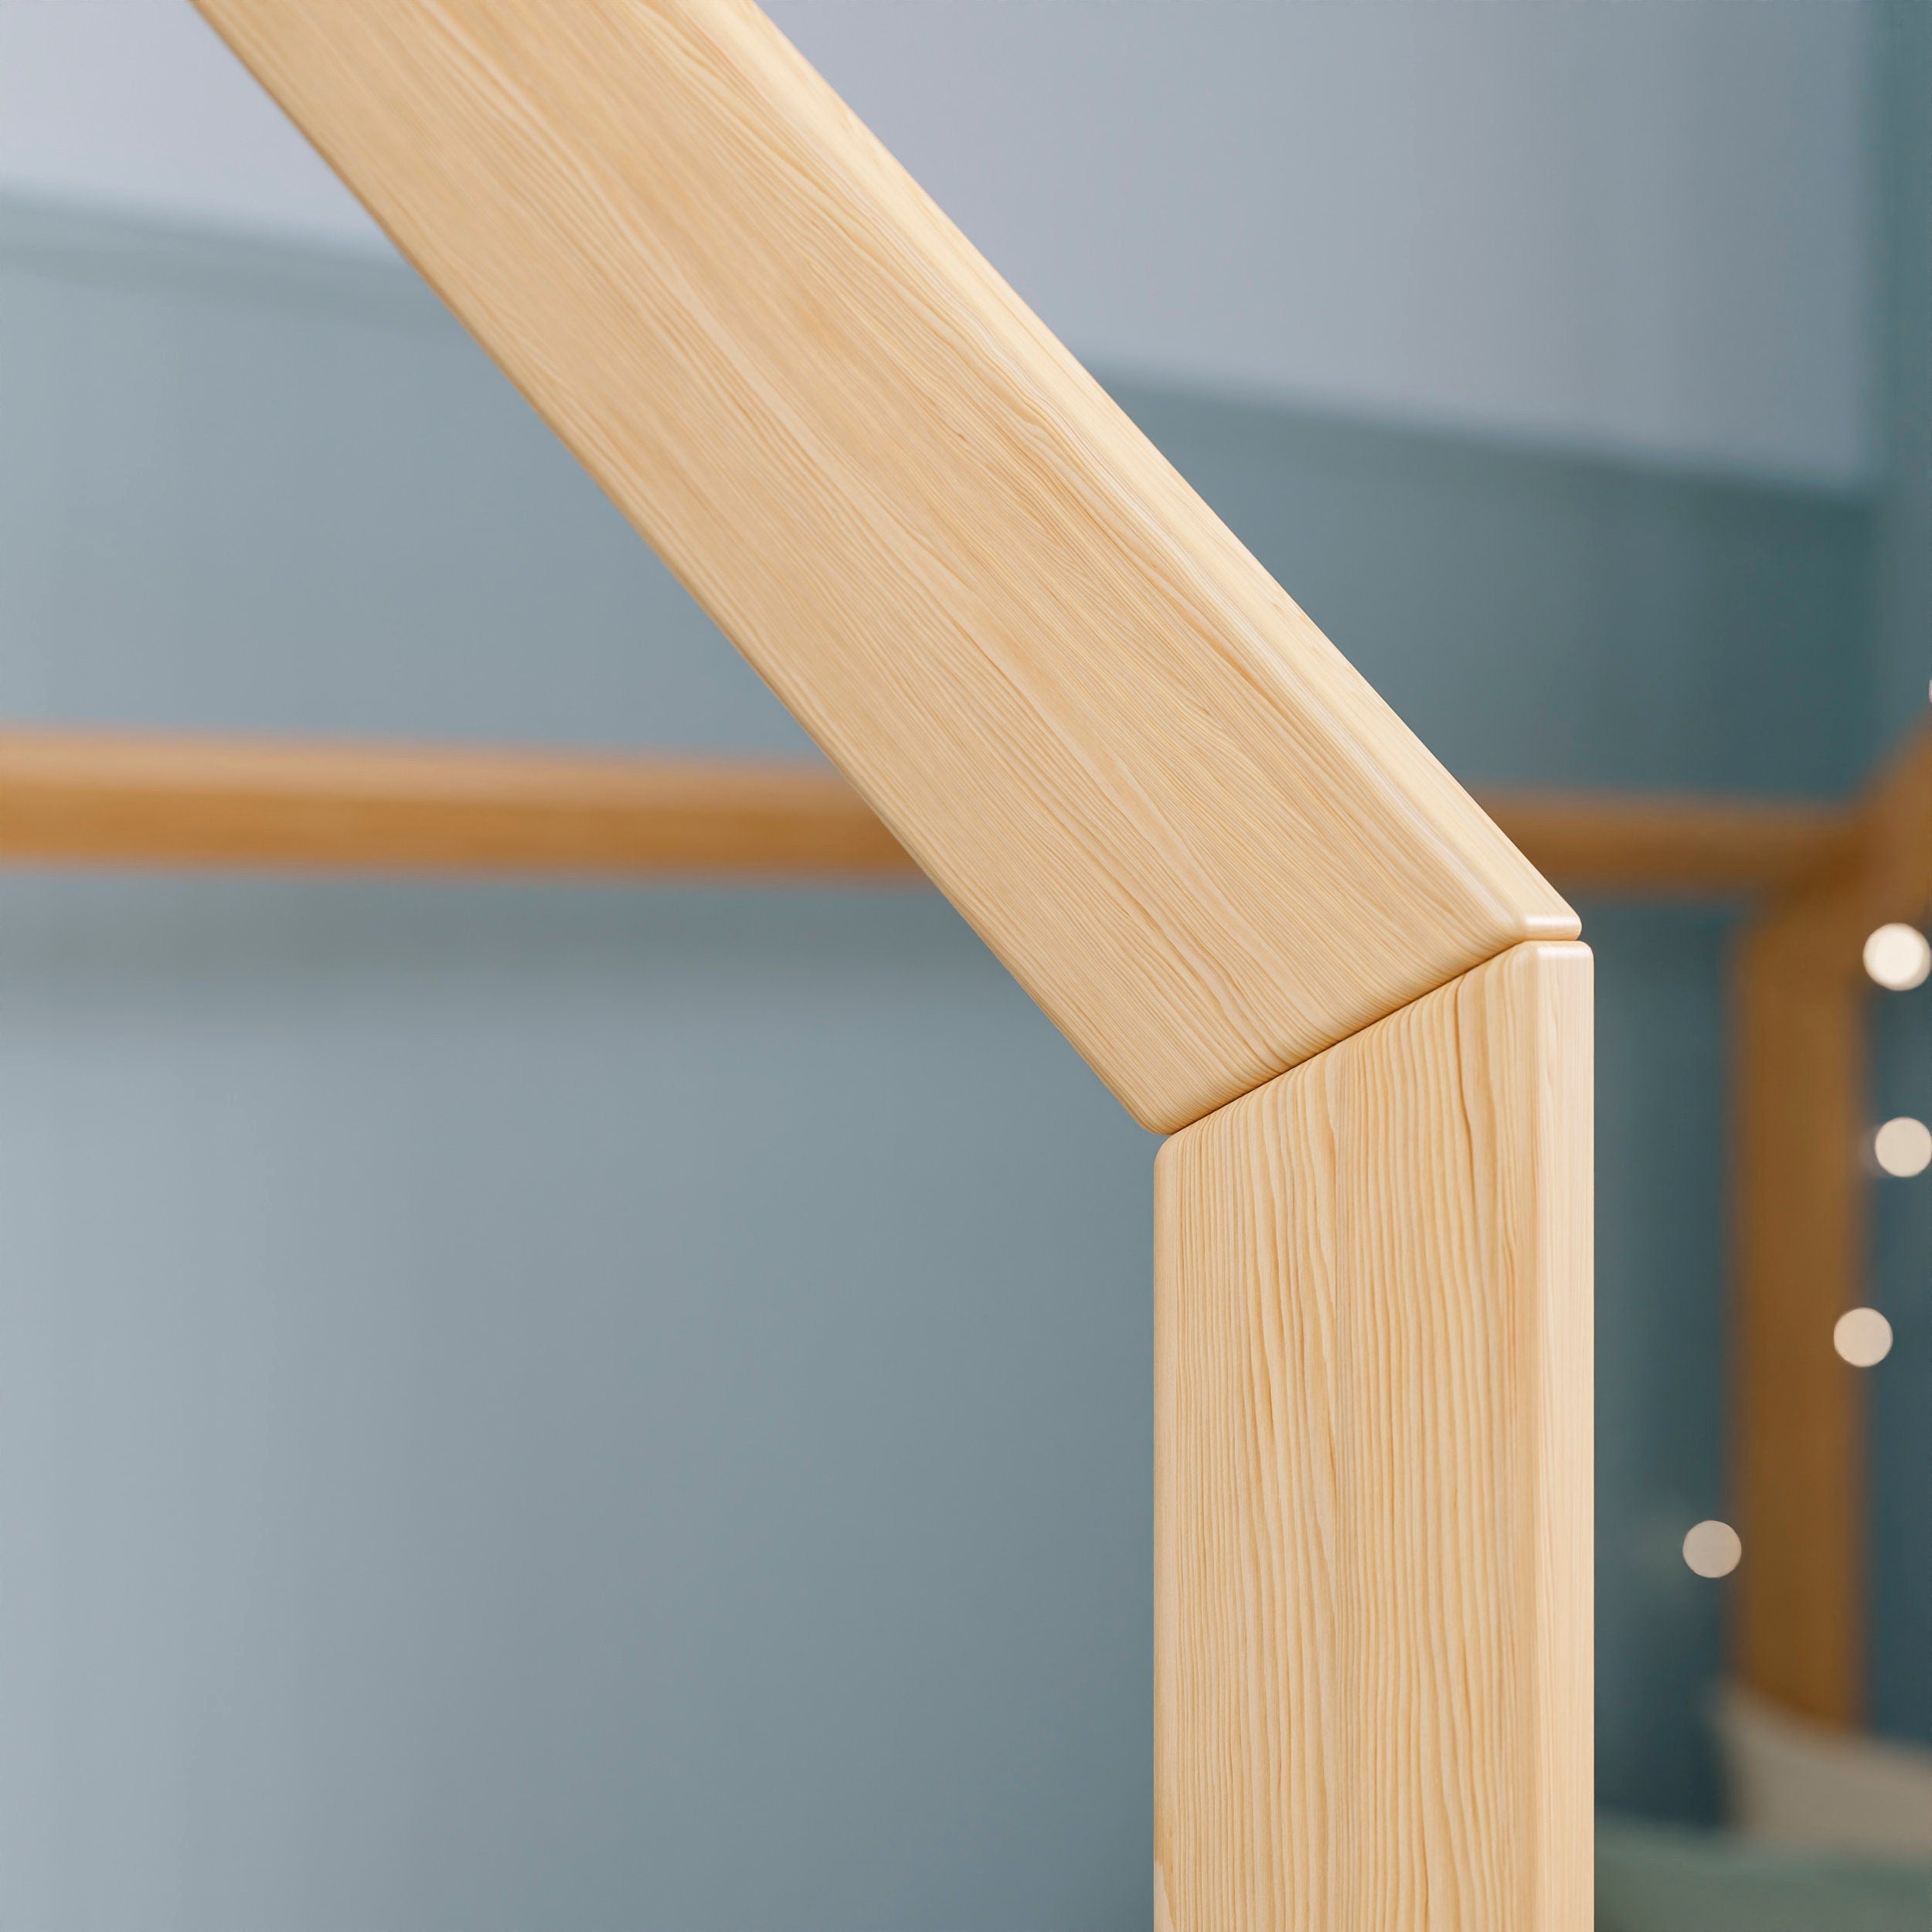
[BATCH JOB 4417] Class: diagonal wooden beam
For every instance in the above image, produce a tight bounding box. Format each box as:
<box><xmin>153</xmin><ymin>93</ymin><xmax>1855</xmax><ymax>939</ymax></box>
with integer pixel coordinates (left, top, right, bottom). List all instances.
<box><xmin>188</xmin><ymin>0</ymin><xmax>1573</xmax><ymax>1136</ymax></box>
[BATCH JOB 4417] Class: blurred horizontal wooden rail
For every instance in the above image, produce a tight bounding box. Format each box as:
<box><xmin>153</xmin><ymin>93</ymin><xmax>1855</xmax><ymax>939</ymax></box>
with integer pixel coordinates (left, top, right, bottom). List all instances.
<box><xmin>0</xmin><ymin>730</ymin><xmax>1852</xmax><ymax>896</ymax></box>
<box><xmin>1477</xmin><ymin>788</ymin><xmax>1853</xmax><ymax>896</ymax></box>
<box><xmin>0</xmin><ymin>730</ymin><xmax>921</xmax><ymax>880</ymax></box>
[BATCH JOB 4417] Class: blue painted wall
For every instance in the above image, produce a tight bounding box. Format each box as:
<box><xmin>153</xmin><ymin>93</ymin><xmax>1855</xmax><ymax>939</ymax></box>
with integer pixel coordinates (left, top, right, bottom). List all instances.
<box><xmin>0</xmin><ymin>197</ymin><xmax>1886</xmax><ymax>1923</ymax></box>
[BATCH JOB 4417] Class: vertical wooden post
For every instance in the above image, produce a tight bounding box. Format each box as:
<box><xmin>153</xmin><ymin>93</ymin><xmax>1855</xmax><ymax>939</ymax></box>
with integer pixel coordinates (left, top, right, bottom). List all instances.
<box><xmin>1731</xmin><ymin>721</ymin><xmax>1932</xmax><ymax>1724</ymax></box>
<box><xmin>1156</xmin><ymin>944</ymin><xmax>1594</xmax><ymax>1931</ymax></box>
<box><xmin>1732</xmin><ymin>879</ymin><xmax>1869</xmax><ymax>1724</ymax></box>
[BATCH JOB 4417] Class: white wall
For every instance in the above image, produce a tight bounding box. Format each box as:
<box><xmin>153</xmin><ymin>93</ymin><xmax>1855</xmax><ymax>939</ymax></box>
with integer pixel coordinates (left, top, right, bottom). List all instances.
<box><xmin>0</xmin><ymin>0</ymin><xmax>1874</xmax><ymax>485</ymax></box>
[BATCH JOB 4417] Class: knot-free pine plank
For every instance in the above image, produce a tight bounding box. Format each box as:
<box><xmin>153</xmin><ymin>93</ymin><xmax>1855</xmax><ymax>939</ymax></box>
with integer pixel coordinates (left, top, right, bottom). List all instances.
<box><xmin>189</xmin><ymin>0</ymin><xmax>1575</xmax><ymax>1131</ymax></box>
<box><xmin>1156</xmin><ymin>941</ymin><xmax>1592</xmax><ymax>1930</ymax></box>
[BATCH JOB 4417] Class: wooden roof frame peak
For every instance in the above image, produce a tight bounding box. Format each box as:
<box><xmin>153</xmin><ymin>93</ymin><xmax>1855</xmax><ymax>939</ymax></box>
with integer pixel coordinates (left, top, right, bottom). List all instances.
<box><xmin>11</xmin><ymin>0</ymin><xmax>1913</xmax><ymax>1891</ymax></box>
<box><xmin>177</xmin><ymin>2</ymin><xmax>1594</xmax><ymax>1923</ymax></box>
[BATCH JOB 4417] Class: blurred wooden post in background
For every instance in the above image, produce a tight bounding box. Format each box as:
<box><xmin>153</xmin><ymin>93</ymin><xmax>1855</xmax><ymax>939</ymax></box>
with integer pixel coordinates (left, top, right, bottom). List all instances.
<box><xmin>1733</xmin><ymin>878</ymin><xmax>1870</xmax><ymax>1723</ymax></box>
<box><xmin>1732</xmin><ymin>721</ymin><xmax>1932</xmax><ymax>1725</ymax></box>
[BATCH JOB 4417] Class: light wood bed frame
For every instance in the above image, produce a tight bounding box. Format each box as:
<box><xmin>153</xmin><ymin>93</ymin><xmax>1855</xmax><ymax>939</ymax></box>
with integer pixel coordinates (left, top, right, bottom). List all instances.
<box><xmin>8</xmin><ymin>0</ymin><xmax>1914</xmax><ymax>1916</ymax></box>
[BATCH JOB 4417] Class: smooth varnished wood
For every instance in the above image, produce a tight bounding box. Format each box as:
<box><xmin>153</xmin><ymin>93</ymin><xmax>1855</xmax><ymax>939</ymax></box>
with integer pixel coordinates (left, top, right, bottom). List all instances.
<box><xmin>189</xmin><ymin>0</ymin><xmax>1573</xmax><ymax>1131</ymax></box>
<box><xmin>0</xmin><ymin>730</ymin><xmax>918</xmax><ymax>879</ymax></box>
<box><xmin>1155</xmin><ymin>941</ymin><xmax>1593</xmax><ymax>1932</ymax></box>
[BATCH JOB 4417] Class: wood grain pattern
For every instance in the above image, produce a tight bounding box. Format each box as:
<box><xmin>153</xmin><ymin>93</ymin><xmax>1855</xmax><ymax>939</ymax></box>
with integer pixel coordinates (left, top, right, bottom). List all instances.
<box><xmin>0</xmin><ymin>730</ymin><xmax>918</xmax><ymax>878</ymax></box>
<box><xmin>1730</xmin><ymin>716</ymin><xmax>1932</xmax><ymax>1724</ymax></box>
<box><xmin>189</xmin><ymin>0</ymin><xmax>1573</xmax><ymax>1131</ymax></box>
<box><xmin>1155</xmin><ymin>941</ymin><xmax>1593</xmax><ymax>1932</ymax></box>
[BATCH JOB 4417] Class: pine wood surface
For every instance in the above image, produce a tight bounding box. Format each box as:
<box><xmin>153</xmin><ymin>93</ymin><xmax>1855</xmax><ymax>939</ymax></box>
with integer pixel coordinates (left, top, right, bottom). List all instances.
<box><xmin>1155</xmin><ymin>940</ymin><xmax>1593</xmax><ymax>1932</ymax></box>
<box><xmin>189</xmin><ymin>0</ymin><xmax>1573</xmax><ymax>1131</ymax></box>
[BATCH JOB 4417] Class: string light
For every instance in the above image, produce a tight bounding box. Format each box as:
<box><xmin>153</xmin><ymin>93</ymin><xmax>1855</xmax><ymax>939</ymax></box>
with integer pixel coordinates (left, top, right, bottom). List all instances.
<box><xmin>1835</xmin><ymin>1307</ymin><xmax>1894</xmax><ymax>1366</ymax></box>
<box><xmin>1864</xmin><ymin>923</ymin><xmax>1932</xmax><ymax>991</ymax></box>
<box><xmin>1874</xmin><ymin>1117</ymin><xmax>1932</xmax><ymax>1177</ymax></box>
<box><xmin>1682</xmin><ymin>1520</ymin><xmax>1742</xmax><ymax>1578</ymax></box>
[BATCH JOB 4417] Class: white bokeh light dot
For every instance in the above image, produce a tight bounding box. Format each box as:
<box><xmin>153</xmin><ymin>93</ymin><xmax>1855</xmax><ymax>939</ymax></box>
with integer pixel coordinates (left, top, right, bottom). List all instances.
<box><xmin>1863</xmin><ymin>923</ymin><xmax>1932</xmax><ymax>991</ymax></box>
<box><xmin>1834</xmin><ymin>1307</ymin><xmax>1894</xmax><ymax>1367</ymax></box>
<box><xmin>1682</xmin><ymin>1520</ymin><xmax>1742</xmax><ymax>1579</ymax></box>
<box><xmin>1874</xmin><ymin>1117</ymin><xmax>1932</xmax><ymax>1178</ymax></box>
